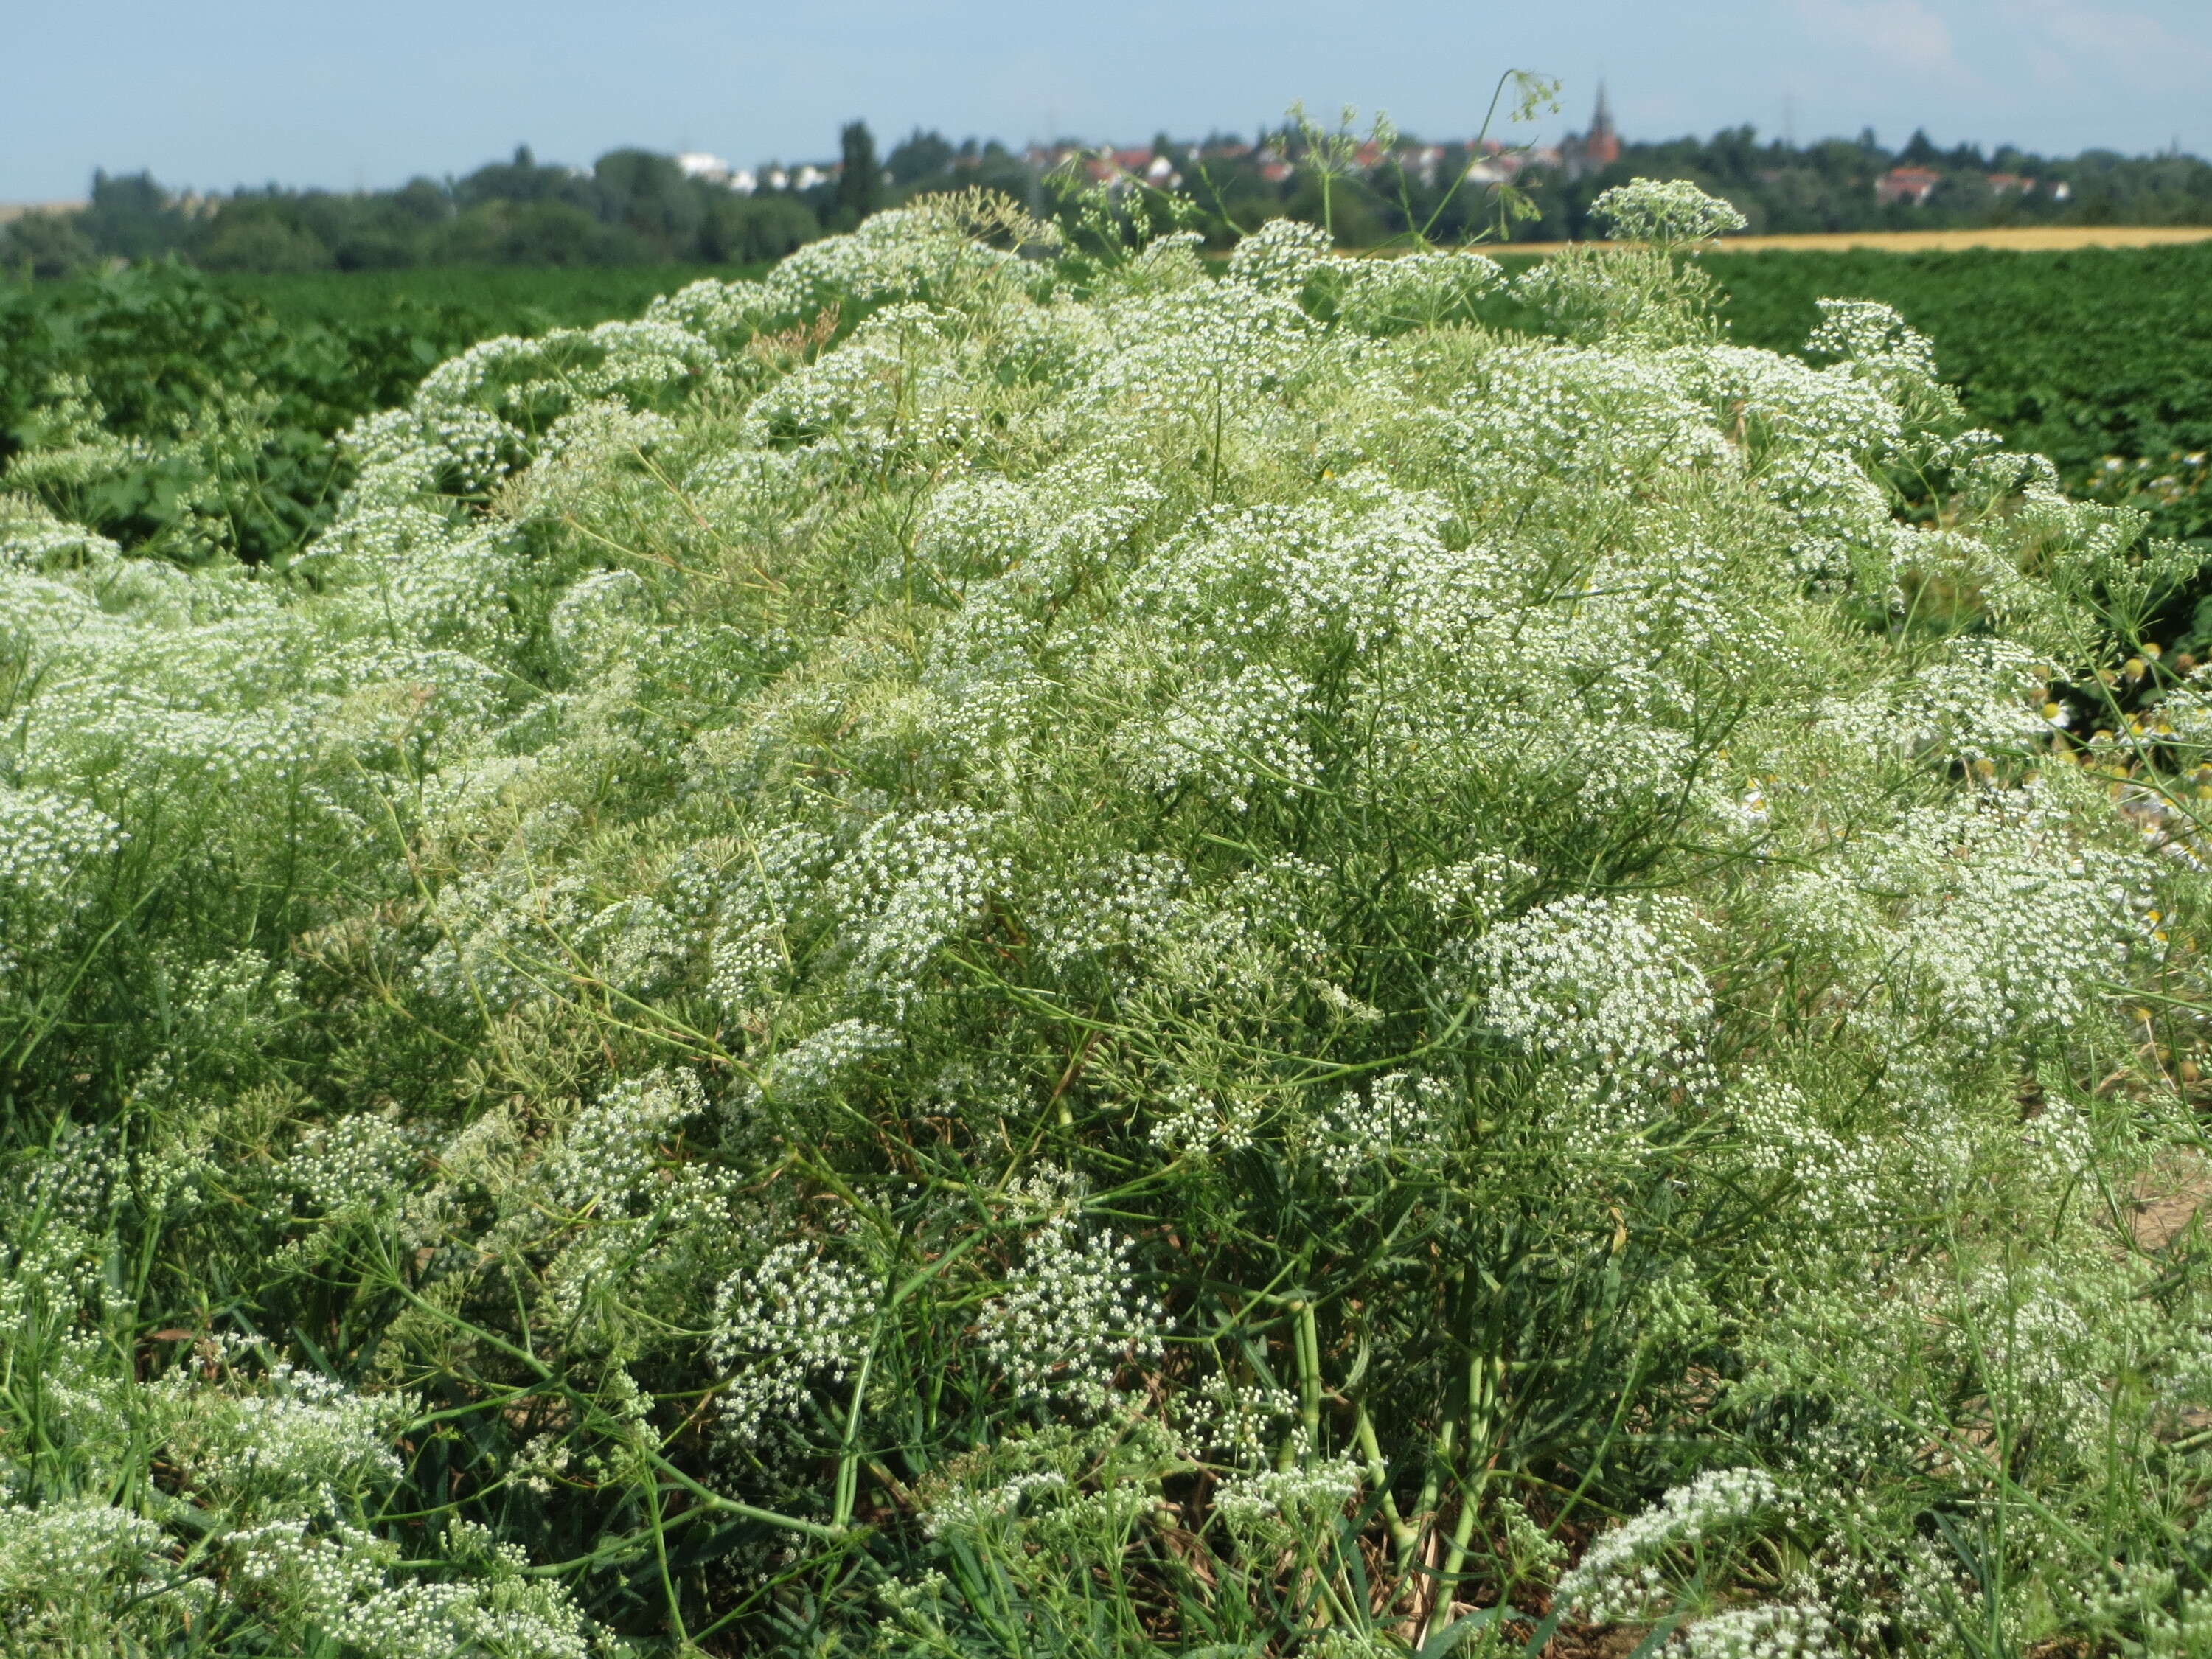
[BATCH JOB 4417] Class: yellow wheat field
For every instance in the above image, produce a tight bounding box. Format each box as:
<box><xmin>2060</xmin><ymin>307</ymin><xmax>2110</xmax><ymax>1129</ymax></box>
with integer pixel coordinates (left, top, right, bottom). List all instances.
<box><xmin>1506</xmin><ymin>225</ymin><xmax>2212</xmax><ymax>255</ymax></box>
<box><xmin>0</xmin><ymin>201</ymin><xmax>88</xmax><ymax>224</ymax></box>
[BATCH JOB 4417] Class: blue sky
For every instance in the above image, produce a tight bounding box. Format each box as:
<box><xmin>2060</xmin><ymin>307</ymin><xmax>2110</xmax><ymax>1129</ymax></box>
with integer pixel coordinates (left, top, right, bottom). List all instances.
<box><xmin>5</xmin><ymin>0</ymin><xmax>2208</xmax><ymax>201</ymax></box>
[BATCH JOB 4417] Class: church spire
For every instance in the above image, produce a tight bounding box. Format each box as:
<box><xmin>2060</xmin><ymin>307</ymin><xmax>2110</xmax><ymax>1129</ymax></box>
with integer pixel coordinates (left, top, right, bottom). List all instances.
<box><xmin>1586</xmin><ymin>80</ymin><xmax>1621</xmax><ymax>167</ymax></box>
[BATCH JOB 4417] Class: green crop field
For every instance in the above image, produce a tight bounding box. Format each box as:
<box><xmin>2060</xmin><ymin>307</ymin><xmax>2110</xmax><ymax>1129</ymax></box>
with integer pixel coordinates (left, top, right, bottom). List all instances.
<box><xmin>1705</xmin><ymin>245</ymin><xmax>2212</xmax><ymax>493</ymax></box>
<box><xmin>0</xmin><ymin>262</ymin><xmax>759</xmax><ymax>563</ymax></box>
<box><xmin>8</xmin><ymin>243</ymin><xmax>2207</xmax><ymax>578</ymax></box>
<box><xmin>1485</xmin><ymin>242</ymin><xmax>2212</xmax><ymax>538</ymax></box>
<box><xmin>208</xmin><ymin>262</ymin><xmax>742</xmax><ymax>330</ymax></box>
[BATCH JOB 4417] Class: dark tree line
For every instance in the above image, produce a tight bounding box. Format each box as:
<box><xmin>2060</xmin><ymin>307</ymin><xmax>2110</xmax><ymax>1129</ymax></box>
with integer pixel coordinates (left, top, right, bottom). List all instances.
<box><xmin>1508</xmin><ymin>126</ymin><xmax>2212</xmax><ymax>241</ymax></box>
<box><xmin>1</xmin><ymin>145</ymin><xmax>824</xmax><ymax>277</ymax></box>
<box><xmin>1144</xmin><ymin>123</ymin><xmax>2212</xmax><ymax>246</ymax></box>
<box><xmin>9</xmin><ymin>119</ymin><xmax>2212</xmax><ymax>279</ymax></box>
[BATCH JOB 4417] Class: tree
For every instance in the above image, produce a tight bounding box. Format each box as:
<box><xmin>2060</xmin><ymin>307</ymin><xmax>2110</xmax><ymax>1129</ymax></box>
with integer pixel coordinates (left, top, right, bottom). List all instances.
<box><xmin>591</xmin><ymin>149</ymin><xmax>705</xmax><ymax>255</ymax></box>
<box><xmin>698</xmin><ymin>193</ymin><xmax>823</xmax><ymax>263</ymax></box>
<box><xmin>887</xmin><ymin>128</ymin><xmax>955</xmax><ymax>187</ymax></box>
<box><xmin>0</xmin><ymin>210</ymin><xmax>98</xmax><ymax>278</ymax></box>
<box><xmin>195</xmin><ymin>210</ymin><xmax>335</xmax><ymax>274</ymax></box>
<box><xmin>455</xmin><ymin>149</ymin><xmax>592</xmax><ymax>211</ymax></box>
<box><xmin>836</xmin><ymin>121</ymin><xmax>883</xmax><ymax>227</ymax></box>
<box><xmin>83</xmin><ymin>171</ymin><xmax>185</xmax><ymax>260</ymax></box>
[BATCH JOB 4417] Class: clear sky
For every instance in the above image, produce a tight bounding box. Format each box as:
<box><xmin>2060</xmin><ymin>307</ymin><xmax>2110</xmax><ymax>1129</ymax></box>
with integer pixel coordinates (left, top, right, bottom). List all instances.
<box><xmin>5</xmin><ymin>0</ymin><xmax>2208</xmax><ymax>201</ymax></box>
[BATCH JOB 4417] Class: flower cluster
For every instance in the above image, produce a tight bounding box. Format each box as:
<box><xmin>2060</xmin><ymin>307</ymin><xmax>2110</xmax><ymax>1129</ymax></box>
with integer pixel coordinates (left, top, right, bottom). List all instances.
<box><xmin>711</xmin><ymin>1242</ymin><xmax>880</xmax><ymax>1439</ymax></box>
<box><xmin>829</xmin><ymin>807</ymin><xmax>1010</xmax><ymax>1006</ymax></box>
<box><xmin>980</xmin><ymin>1203</ymin><xmax>1166</xmax><ymax>1412</ymax></box>
<box><xmin>1471</xmin><ymin>894</ymin><xmax>1716</xmax><ymax>1097</ymax></box>
<box><xmin>1590</xmin><ymin>177</ymin><xmax>1751</xmax><ymax>244</ymax></box>
<box><xmin>1554</xmin><ymin>1467</ymin><xmax>1781</xmax><ymax>1621</ymax></box>
<box><xmin>1312</xmin><ymin>1071</ymin><xmax>1455</xmax><ymax>1186</ymax></box>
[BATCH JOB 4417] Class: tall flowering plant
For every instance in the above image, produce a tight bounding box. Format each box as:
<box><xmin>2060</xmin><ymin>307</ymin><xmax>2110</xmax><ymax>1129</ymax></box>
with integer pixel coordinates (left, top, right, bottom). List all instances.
<box><xmin>0</xmin><ymin>178</ymin><xmax>2205</xmax><ymax>1656</ymax></box>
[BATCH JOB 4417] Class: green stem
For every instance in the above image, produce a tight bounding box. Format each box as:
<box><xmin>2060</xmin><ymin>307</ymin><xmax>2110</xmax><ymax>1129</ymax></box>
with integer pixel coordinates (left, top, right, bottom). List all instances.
<box><xmin>642</xmin><ymin>1453</ymin><xmax>692</xmax><ymax>1647</ymax></box>
<box><xmin>832</xmin><ymin>1315</ymin><xmax>882</xmax><ymax>1528</ymax></box>
<box><xmin>1424</xmin><ymin>1351</ymin><xmax>1502</xmax><ymax>1647</ymax></box>
<box><xmin>1297</xmin><ymin>1299</ymin><xmax>1324</xmax><ymax>1451</ymax></box>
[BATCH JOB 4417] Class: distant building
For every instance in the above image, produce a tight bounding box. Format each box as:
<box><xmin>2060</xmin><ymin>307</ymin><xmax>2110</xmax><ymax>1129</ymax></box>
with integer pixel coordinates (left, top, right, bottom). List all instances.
<box><xmin>1875</xmin><ymin>165</ymin><xmax>1942</xmax><ymax>205</ymax></box>
<box><xmin>673</xmin><ymin>155</ymin><xmax>760</xmax><ymax>193</ymax></box>
<box><xmin>676</xmin><ymin>152</ymin><xmax>731</xmax><ymax>184</ymax></box>
<box><xmin>1557</xmin><ymin>84</ymin><xmax>1621</xmax><ymax>181</ymax></box>
<box><xmin>1009</xmin><ymin>124</ymin><xmax>1550</xmax><ymax>197</ymax></box>
<box><xmin>1986</xmin><ymin>172</ymin><xmax>2034</xmax><ymax>194</ymax></box>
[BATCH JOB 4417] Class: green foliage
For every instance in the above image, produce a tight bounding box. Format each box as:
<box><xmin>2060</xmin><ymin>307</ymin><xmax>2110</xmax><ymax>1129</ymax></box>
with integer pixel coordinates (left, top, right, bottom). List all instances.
<box><xmin>0</xmin><ymin>261</ymin><xmax>744</xmax><ymax>564</ymax></box>
<box><xmin>0</xmin><ymin>210</ymin><xmax>96</xmax><ymax>279</ymax></box>
<box><xmin>3</xmin><ymin>185</ymin><xmax>2212</xmax><ymax>1659</ymax></box>
<box><xmin>883</xmin><ymin>132</ymin><xmax>1037</xmax><ymax>208</ymax></box>
<box><xmin>1504</xmin><ymin>125</ymin><xmax>2212</xmax><ymax>243</ymax></box>
<box><xmin>1696</xmin><ymin>244</ymin><xmax>2212</xmax><ymax>493</ymax></box>
<box><xmin>837</xmin><ymin>123</ymin><xmax>886</xmax><ymax>230</ymax></box>
<box><xmin>1</xmin><ymin>151</ymin><xmax>823</xmax><ymax>279</ymax></box>
<box><xmin>215</xmin><ymin>263</ymin><xmax>748</xmax><ymax>330</ymax></box>
<box><xmin>1472</xmin><ymin>242</ymin><xmax>2212</xmax><ymax>549</ymax></box>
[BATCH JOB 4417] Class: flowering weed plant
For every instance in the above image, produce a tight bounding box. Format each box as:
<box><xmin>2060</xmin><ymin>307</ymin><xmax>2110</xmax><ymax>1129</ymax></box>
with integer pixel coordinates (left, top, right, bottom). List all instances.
<box><xmin>1</xmin><ymin>178</ymin><xmax>2210</xmax><ymax>1656</ymax></box>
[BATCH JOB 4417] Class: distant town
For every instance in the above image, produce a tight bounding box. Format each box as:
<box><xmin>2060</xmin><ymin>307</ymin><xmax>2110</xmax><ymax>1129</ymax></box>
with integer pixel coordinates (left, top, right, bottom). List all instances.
<box><xmin>674</xmin><ymin>89</ymin><xmax>2076</xmax><ymax>209</ymax></box>
<box><xmin>4</xmin><ymin>90</ymin><xmax>2201</xmax><ymax>276</ymax></box>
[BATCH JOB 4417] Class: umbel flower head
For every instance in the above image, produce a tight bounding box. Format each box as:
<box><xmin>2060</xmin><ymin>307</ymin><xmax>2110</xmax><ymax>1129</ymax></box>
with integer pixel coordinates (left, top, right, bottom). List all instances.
<box><xmin>1590</xmin><ymin>175</ymin><xmax>1750</xmax><ymax>245</ymax></box>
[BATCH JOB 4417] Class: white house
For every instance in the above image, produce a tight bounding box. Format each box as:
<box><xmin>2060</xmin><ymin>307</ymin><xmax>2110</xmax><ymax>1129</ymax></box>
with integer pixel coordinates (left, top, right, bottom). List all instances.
<box><xmin>676</xmin><ymin>152</ymin><xmax>734</xmax><ymax>186</ymax></box>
